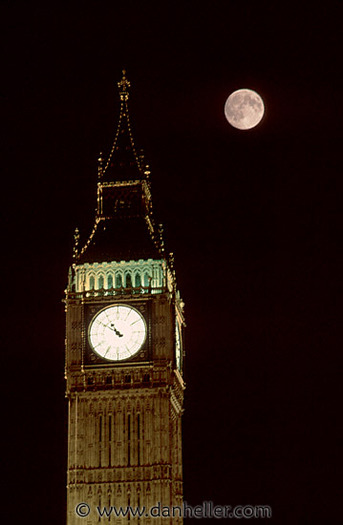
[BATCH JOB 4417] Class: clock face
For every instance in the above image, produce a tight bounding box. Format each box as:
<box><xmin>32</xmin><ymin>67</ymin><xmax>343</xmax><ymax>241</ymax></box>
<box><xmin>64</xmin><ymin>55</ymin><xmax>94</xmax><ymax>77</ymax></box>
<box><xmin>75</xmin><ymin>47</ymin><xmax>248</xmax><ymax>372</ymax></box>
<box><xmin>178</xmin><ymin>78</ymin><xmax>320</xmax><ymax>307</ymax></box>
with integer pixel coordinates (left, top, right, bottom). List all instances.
<box><xmin>89</xmin><ymin>304</ymin><xmax>147</xmax><ymax>361</ymax></box>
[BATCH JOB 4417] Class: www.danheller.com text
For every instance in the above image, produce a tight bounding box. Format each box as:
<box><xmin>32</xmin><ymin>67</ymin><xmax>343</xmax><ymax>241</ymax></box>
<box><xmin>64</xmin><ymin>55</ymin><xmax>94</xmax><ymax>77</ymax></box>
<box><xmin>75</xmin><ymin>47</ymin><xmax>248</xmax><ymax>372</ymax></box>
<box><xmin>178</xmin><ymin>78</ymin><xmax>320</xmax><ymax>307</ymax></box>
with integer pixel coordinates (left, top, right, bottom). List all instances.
<box><xmin>75</xmin><ymin>501</ymin><xmax>272</xmax><ymax>519</ymax></box>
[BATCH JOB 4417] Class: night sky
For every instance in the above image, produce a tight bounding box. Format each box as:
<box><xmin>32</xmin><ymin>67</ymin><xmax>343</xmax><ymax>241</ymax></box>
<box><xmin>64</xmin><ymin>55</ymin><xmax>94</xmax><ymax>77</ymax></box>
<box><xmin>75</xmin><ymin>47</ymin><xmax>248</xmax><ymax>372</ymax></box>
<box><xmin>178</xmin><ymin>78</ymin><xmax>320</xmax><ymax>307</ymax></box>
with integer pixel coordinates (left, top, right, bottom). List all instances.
<box><xmin>2</xmin><ymin>2</ymin><xmax>341</xmax><ymax>523</ymax></box>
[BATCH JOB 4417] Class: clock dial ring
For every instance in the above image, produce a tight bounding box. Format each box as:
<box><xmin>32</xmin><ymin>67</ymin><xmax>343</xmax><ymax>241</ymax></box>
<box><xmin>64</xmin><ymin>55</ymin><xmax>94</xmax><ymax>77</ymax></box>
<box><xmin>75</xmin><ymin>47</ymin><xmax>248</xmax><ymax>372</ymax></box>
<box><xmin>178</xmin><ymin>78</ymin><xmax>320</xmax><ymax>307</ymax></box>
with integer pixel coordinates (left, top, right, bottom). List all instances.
<box><xmin>88</xmin><ymin>304</ymin><xmax>147</xmax><ymax>362</ymax></box>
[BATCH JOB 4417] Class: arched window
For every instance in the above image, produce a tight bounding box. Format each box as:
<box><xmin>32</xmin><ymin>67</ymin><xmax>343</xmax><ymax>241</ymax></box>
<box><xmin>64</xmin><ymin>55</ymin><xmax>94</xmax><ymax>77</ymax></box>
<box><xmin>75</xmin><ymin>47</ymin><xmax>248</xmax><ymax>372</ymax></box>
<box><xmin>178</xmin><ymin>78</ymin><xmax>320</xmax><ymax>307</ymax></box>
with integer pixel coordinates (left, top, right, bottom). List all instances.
<box><xmin>115</xmin><ymin>274</ymin><xmax>122</xmax><ymax>288</ymax></box>
<box><xmin>144</xmin><ymin>273</ymin><xmax>150</xmax><ymax>287</ymax></box>
<box><xmin>98</xmin><ymin>275</ymin><xmax>104</xmax><ymax>289</ymax></box>
<box><xmin>125</xmin><ymin>273</ymin><xmax>132</xmax><ymax>288</ymax></box>
<box><xmin>89</xmin><ymin>276</ymin><xmax>95</xmax><ymax>290</ymax></box>
<box><xmin>107</xmin><ymin>275</ymin><xmax>113</xmax><ymax>289</ymax></box>
<box><xmin>135</xmin><ymin>274</ymin><xmax>141</xmax><ymax>288</ymax></box>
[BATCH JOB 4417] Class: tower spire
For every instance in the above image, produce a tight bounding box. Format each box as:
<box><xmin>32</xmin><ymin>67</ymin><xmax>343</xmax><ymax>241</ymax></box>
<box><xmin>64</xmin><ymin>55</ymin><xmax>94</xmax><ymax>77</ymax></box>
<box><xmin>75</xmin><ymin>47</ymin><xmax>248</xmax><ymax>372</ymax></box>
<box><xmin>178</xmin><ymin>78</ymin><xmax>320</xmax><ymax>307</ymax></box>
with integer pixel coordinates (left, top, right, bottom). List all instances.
<box><xmin>102</xmin><ymin>70</ymin><xmax>143</xmax><ymax>181</ymax></box>
<box><xmin>117</xmin><ymin>69</ymin><xmax>130</xmax><ymax>101</ymax></box>
<box><xmin>76</xmin><ymin>73</ymin><xmax>163</xmax><ymax>264</ymax></box>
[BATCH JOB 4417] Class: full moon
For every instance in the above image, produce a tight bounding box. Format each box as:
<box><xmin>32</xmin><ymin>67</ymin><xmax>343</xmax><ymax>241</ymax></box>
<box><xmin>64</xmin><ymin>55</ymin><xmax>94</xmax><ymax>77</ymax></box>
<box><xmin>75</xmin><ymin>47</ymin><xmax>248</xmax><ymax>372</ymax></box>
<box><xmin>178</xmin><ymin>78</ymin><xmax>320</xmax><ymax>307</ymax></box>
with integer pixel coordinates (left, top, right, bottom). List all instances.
<box><xmin>224</xmin><ymin>89</ymin><xmax>264</xmax><ymax>130</ymax></box>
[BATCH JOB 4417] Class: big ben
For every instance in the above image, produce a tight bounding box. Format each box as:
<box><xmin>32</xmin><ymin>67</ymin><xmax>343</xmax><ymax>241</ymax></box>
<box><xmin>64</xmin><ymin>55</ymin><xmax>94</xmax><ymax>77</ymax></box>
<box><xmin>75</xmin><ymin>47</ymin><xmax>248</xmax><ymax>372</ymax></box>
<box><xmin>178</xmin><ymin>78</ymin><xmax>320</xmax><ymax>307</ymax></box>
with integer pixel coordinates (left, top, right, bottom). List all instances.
<box><xmin>64</xmin><ymin>72</ymin><xmax>185</xmax><ymax>523</ymax></box>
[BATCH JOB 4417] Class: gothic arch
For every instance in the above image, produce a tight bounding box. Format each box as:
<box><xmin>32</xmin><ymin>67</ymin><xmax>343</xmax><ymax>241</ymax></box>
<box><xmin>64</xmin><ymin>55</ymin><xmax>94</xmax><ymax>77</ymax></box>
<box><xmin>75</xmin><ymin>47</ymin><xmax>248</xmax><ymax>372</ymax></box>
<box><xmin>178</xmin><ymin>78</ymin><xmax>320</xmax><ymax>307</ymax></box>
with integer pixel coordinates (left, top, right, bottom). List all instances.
<box><xmin>125</xmin><ymin>272</ymin><xmax>132</xmax><ymax>288</ymax></box>
<box><xmin>88</xmin><ymin>273</ymin><xmax>95</xmax><ymax>290</ymax></box>
<box><xmin>97</xmin><ymin>273</ymin><xmax>105</xmax><ymax>289</ymax></box>
<box><xmin>107</xmin><ymin>273</ymin><xmax>113</xmax><ymax>289</ymax></box>
<box><xmin>115</xmin><ymin>271</ymin><xmax>123</xmax><ymax>288</ymax></box>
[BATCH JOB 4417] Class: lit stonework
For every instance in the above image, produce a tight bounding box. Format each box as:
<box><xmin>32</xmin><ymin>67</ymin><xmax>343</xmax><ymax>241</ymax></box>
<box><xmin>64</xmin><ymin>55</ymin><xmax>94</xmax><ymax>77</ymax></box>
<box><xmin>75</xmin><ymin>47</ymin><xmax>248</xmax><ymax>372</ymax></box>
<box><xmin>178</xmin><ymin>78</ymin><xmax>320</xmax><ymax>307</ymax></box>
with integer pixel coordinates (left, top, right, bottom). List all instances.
<box><xmin>65</xmin><ymin>72</ymin><xmax>185</xmax><ymax>524</ymax></box>
<box><xmin>71</xmin><ymin>259</ymin><xmax>168</xmax><ymax>294</ymax></box>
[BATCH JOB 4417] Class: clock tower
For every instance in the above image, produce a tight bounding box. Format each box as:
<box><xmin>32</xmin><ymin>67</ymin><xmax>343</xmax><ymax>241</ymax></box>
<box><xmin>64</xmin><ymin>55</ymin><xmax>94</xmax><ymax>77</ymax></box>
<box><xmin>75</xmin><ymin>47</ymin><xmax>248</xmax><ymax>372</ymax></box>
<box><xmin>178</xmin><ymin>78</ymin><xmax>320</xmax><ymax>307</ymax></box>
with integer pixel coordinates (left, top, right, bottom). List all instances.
<box><xmin>65</xmin><ymin>72</ymin><xmax>185</xmax><ymax>524</ymax></box>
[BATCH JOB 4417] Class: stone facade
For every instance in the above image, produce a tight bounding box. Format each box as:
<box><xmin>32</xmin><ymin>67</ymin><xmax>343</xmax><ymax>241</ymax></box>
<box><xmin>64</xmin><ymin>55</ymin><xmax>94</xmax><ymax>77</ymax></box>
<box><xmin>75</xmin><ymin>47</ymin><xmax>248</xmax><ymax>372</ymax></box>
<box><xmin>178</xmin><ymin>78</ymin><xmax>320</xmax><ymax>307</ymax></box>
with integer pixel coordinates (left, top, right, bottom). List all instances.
<box><xmin>65</xmin><ymin>287</ymin><xmax>185</xmax><ymax>524</ymax></box>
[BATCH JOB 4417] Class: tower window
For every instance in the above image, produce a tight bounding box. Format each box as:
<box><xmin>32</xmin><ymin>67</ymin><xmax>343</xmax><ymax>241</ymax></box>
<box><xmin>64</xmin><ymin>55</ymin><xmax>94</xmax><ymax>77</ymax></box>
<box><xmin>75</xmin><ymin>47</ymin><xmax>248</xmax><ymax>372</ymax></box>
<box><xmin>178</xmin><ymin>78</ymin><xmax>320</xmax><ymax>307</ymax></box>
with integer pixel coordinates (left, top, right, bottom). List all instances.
<box><xmin>128</xmin><ymin>414</ymin><xmax>131</xmax><ymax>466</ymax></box>
<box><xmin>89</xmin><ymin>276</ymin><xmax>95</xmax><ymax>290</ymax></box>
<box><xmin>115</xmin><ymin>274</ymin><xmax>122</xmax><ymax>288</ymax></box>
<box><xmin>137</xmin><ymin>414</ymin><xmax>141</xmax><ymax>465</ymax></box>
<box><xmin>98</xmin><ymin>275</ymin><xmax>104</xmax><ymax>289</ymax></box>
<box><xmin>107</xmin><ymin>275</ymin><xmax>113</xmax><ymax>289</ymax></box>
<box><xmin>133</xmin><ymin>273</ymin><xmax>141</xmax><ymax>294</ymax></box>
<box><xmin>125</xmin><ymin>273</ymin><xmax>132</xmax><ymax>288</ymax></box>
<box><xmin>143</xmin><ymin>273</ymin><xmax>150</xmax><ymax>288</ymax></box>
<box><xmin>109</xmin><ymin>414</ymin><xmax>112</xmax><ymax>468</ymax></box>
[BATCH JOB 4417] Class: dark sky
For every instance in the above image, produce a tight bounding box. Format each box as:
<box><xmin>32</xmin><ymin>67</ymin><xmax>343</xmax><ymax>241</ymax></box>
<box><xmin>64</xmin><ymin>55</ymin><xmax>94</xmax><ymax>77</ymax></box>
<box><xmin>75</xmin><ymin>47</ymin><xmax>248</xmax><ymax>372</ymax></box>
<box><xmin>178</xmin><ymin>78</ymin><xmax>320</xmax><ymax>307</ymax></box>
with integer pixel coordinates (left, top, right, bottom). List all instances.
<box><xmin>2</xmin><ymin>2</ymin><xmax>341</xmax><ymax>523</ymax></box>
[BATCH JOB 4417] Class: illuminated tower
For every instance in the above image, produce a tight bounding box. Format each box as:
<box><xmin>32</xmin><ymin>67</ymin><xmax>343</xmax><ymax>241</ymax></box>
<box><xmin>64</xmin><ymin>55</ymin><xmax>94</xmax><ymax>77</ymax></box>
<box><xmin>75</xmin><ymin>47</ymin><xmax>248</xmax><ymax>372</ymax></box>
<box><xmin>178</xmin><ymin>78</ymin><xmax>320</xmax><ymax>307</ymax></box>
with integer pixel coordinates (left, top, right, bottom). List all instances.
<box><xmin>64</xmin><ymin>72</ymin><xmax>185</xmax><ymax>524</ymax></box>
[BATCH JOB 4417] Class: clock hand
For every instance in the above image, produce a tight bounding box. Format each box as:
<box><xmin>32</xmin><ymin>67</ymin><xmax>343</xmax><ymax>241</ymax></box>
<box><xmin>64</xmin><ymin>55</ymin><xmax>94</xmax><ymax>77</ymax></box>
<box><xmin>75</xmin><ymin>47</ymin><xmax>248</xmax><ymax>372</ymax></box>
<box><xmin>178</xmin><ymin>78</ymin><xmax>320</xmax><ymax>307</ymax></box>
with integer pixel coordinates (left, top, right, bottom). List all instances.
<box><xmin>110</xmin><ymin>323</ymin><xmax>124</xmax><ymax>338</ymax></box>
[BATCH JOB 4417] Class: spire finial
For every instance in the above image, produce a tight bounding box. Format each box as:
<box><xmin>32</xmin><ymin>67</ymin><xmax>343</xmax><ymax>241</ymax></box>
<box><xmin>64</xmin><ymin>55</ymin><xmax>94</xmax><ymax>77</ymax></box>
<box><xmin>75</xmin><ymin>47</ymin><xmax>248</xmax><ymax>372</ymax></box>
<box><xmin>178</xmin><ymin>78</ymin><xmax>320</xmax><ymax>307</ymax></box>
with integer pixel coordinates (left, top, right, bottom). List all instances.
<box><xmin>117</xmin><ymin>69</ymin><xmax>130</xmax><ymax>101</ymax></box>
<box><xmin>144</xmin><ymin>163</ymin><xmax>151</xmax><ymax>179</ymax></box>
